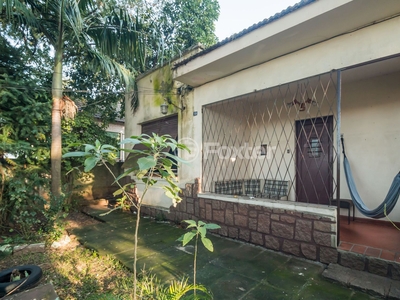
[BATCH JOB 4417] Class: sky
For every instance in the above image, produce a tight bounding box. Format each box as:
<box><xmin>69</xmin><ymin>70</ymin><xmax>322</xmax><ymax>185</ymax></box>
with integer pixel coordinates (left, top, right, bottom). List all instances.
<box><xmin>215</xmin><ymin>0</ymin><xmax>300</xmax><ymax>41</ymax></box>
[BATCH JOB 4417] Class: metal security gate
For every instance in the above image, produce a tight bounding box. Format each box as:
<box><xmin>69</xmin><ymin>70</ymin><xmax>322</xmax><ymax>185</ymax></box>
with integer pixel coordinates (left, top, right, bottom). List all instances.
<box><xmin>202</xmin><ymin>71</ymin><xmax>341</xmax><ymax>205</ymax></box>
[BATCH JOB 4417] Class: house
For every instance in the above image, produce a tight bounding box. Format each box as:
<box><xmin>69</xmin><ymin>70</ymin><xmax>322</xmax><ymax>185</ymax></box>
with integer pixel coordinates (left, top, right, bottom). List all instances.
<box><xmin>125</xmin><ymin>0</ymin><xmax>400</xmax><ymax>278</ymax></box>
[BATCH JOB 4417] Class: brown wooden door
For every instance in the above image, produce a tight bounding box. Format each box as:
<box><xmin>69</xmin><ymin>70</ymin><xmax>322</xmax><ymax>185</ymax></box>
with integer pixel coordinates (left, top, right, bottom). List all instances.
<box><xmin>295</xmin><ymin>116</ymin><xmax>333</xmax><ymax>204</ymax></box>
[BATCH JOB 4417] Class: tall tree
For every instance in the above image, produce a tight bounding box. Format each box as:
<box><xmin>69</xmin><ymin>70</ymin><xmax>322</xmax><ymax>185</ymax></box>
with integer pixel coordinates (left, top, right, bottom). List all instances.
<box><xmin>0</xmin><ymin>33</ymin><xmax>52</xmax><ymax>167</ymax></box>
<box><xmin>1</xmin><ymin>0</ymin><xmax>220</xmax><ymax>198</ymax></box>
<box><xmin>133</xmin><ymin>0</ymin><xmax>220</xmax><ymax>69</ymax></box>
<box><xmin>1</xmin><ymin>0</ymin><xmax>142</xmax><ymax>197</ymax></box>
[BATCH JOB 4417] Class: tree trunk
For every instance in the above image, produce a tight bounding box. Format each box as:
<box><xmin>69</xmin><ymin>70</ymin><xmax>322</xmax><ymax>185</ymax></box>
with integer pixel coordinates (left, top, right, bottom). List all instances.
<box><xmin>51</xmin><ymin>3</ymin><xmax>64</xmax><ymax>198</ymax></box>
<box><xmin>51</xmin><ymin>46</ymin><xmax>63</xmax><ymax>198</ymax></box>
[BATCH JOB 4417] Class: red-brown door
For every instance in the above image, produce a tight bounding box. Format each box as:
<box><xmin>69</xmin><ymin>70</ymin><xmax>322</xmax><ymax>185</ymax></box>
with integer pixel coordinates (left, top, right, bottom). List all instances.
<box><xmin>295</xmin><ymin>116</ymin><xmax>333</xmax><ymax>204</ymax></box>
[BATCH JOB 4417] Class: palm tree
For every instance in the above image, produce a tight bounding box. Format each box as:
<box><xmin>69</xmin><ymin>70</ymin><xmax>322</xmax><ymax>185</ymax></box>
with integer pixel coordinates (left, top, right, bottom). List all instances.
<box><xmin>1</xmin><ymin>0</ymin><xmax>143</xmax><ymax>197</ymax></box>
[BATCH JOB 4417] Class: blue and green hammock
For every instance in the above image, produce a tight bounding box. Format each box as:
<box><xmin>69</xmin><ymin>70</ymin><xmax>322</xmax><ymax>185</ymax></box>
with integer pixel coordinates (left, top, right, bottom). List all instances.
<box><xmin>341</xmin><ymin>136</ymin><xmax>400</xmax><ymax>218</ymax></box>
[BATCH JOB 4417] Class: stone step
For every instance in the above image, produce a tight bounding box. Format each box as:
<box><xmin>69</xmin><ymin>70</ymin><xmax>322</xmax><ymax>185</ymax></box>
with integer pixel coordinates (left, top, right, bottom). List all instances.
<box><xmin>322</xmin><ymin>263</ymin><xmax>400</xmax><ymax>299</ymax></box>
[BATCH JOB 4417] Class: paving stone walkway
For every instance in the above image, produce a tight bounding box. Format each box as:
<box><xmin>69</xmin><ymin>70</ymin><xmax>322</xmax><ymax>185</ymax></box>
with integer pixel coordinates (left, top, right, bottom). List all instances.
<box><xmin>71</xmin><ymin>206</ymin><xmax>380</xmax><ymax>300</ymax></box>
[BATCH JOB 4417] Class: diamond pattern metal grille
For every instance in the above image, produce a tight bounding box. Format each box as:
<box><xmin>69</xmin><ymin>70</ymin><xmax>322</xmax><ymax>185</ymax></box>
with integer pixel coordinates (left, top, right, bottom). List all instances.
<box><xmin>202</xmin><ymin>72</ymin><xmax>339</xmax><ymax>205</ymax></box>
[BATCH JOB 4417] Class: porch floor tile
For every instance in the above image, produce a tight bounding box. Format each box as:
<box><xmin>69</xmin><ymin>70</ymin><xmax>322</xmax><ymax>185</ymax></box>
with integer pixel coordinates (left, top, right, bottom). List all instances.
<box><xmin>350</xmin><ymin>244</ymin><xmax>367</xmax><ymax>255</ymax></box>
<box><xmin>339</xmin><ymin>216</ymin><xmax>400</xmax><ymax>262</ymax></box>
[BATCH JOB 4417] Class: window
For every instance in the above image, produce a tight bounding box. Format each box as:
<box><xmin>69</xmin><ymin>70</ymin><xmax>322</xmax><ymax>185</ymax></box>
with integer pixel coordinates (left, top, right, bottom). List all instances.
<box><xmin>141</xmin><ymin>115</ymin><xmax>178</xmax><ymax>139</ymax></box>
<box><xmin>308</xmin><ymin>138</ymin><xmax>321</xmax><ymax>158</ymax></box>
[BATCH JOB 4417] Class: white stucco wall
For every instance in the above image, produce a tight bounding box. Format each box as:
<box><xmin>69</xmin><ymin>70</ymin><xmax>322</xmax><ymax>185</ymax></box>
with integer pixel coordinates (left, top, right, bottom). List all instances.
<box><xmin>127</xmin><ymin>14</ymin><xmax>400</xmax><ymax>220</ymax></box>
<box><xmin>181</xmin><ymin>17</ymin><xmax>400</xmax><ymax>221</ymax></box>
<box><xmin>340</xmin><ymin>71</ymin><xmax>400</xmax><ymax>221</ymax></box>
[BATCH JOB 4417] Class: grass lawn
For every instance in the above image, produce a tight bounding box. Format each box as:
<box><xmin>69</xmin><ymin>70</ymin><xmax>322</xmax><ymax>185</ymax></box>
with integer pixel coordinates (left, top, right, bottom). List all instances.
<box><xmin>0</xmin><ymin>212</ymin><xmax>145</xmax><ymax>299</ymax></box>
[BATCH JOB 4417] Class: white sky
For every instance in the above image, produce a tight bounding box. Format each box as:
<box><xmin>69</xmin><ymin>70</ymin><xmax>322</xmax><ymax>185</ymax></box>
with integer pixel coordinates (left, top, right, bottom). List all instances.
<box><xmin>215</xmin><ymin>0</ymin><xmax>300</xmax><ymax>40</ymax></box>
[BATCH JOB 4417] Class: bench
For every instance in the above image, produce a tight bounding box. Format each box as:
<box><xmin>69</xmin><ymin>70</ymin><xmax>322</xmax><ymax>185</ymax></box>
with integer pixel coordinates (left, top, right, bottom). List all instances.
<box><xmin>214</xmin><ymin>180</ymin><xmax>243</xmax><ymax>195</ymax></box>
<box><xmin>331</xmin><ymin>198</ymin><xmax>355</xmax><ymax>224</ymax></box>
<box><xmin>214</xmin><ymin>179</ymin><xmax>289</xmax><ymax>200</ymax></box>
<box><xmin>244</xmin><ymin>179</ymin><xmax>261</xmax><ymax>197</ymax></box>
<box><xmin>260</xmin><ymin>179</ymin><xmax>289</xmax><ymax>200</ymax></box>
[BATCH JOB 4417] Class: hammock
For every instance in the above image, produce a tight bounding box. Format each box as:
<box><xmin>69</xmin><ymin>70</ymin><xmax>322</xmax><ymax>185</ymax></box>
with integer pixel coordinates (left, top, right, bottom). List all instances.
<box><xmin>341</xmin><ymin>137</ymin><xmax>400</xmax><ymax>218</ymax></box>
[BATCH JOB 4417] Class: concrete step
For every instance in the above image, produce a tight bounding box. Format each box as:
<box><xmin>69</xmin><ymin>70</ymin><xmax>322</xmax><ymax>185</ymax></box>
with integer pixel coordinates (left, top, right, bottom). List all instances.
<box><xmin>322</xmin><ymin>263</ymin><xmax>400</xmax><ymax>299</ymax></box>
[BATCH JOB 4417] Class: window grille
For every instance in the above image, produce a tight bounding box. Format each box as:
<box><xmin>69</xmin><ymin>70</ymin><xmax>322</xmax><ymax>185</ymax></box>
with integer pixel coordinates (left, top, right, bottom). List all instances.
<box><xmin>202</xmin><ymin>72</ymin><xmax>339</xmax><ymax>205</ymax></box>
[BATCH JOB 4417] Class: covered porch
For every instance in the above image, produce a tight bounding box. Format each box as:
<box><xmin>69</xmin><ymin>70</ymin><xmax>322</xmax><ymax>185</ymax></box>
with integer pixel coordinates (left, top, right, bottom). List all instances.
<box><xmin>200</xmin><ymin>57</ymin><xmax>400</xmax><ymax>254</ymax></box>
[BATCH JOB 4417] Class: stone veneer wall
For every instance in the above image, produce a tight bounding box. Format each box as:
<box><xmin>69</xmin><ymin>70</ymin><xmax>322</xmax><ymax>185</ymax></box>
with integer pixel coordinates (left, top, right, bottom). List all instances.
<box><xmin>142</xmin><ymin>180</ymin><xmax>338</xmax><ymax>265</ymax></box>
<box><xmin>141</xmin><ymin>180</ymin><xmax>400</xmax><ymax>280</ymax></box>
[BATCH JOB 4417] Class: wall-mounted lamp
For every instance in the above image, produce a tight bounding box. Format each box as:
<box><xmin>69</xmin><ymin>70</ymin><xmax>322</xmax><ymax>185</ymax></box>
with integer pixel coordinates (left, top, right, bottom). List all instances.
<box><xmin>160</xmin><ymin>98</ymin><xmax>185</xmax><ymax>115</ymax></box>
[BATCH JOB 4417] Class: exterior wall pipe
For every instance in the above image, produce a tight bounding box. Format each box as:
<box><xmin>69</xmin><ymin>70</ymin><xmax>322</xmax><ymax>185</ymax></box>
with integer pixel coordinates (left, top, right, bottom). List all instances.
<box><xmin>336</xmin><ymin>69</ymin><xmax>342</xmax><ymax>246</ymax></box>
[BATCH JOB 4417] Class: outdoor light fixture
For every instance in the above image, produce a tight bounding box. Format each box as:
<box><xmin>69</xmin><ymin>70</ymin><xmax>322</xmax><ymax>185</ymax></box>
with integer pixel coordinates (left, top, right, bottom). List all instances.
<box><xmin>160</xmin><ymin>102</ymin><xmax>169</xmax><ymax>115</ymax></box>
<box><xmin>160</xmin><ymin>98</ymin><xmax>185</xmax><ymax>115</ymax></box>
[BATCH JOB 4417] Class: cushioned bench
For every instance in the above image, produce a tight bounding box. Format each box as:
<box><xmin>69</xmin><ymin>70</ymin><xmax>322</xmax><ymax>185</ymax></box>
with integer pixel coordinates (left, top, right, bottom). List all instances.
<box><xmin>214</xmin><ymin>180</ymin><xmax>243</xmax><ymax>195</ymax></box>
<box><xmin>260</xmin><ymin>179</ymin><xmax>289</xmax><ymax>200</ymax></box>
<box><xmin>244</xmin><ymin>179</ymin><xmax>261</xmax><ymax>197</ymax></box>
<box><xmin>214</xmin><ymin>179</ymin><xmax>289</xmax><ymax>200</ymax></box>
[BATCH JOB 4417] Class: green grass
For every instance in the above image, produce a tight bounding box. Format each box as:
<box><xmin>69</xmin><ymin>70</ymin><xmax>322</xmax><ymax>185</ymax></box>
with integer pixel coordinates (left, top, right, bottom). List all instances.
<box><xmin>0</xmin><ymin>245</ymin><xmax>212</xmax><ymax>299</ymax></box>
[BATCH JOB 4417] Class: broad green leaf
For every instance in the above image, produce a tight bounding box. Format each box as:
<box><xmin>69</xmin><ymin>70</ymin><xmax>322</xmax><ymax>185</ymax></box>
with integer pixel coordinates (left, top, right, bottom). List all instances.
<box><xmin>84</xmin><ymin>144</ymin><xmax>96</xmax><ymax>152</ymax></box>
<box><xmin>160</xmin><ymin>158</ymin><xmax>172</xmax><ymax>167</ymax></box>
<box><xmin>62</xmin><ymin>151</ymin><xmax>86</xmax><ymax>158</ymax></box>
<box><xmin>155</xmin><ymin>135</ymin><xmax>163</xmax><ymax>144</ymax></box>
<box><xmin>164</xmin><ymin>189</ymin><xmax>175</xmax><ymax>199</ymax></box>
<box><xmin>121</xmin><ymin>138</ymin><xmax>141</xmax><ymax>145</ymax></box>
<box><xmin>146</xmin><ymin>179</ymin><xmax>157</xmax><ymax>186</ymax></box>
<box><xmin>182</xmin><ymin>231</ymin><xmax>196</xmax><ymax>246</ymax></box>
<box><xmin>177</xmin><ymin>144</ymin><xmax>190</xmax><ymax>152</ymax></box>
<box><xmin>166</xmin><ymin>142</ymin><xmax>177</xmax><ymax>152</ymax></box>
<box><xmin>158</xmin><ymin>169</ymin><xmax>169</xmax><ymax>178</ymax></box>
<box><xmin>137</xmin><ymin>156</ymin><xmax>156</xmax><ymax>170</ymax></box>
<box><xmin>198</xmin><ymin>226</ymin><xmax>206</xmax><ymax>238</ymax></box>
<box><xmin>101</xmin><ymin>144</ymin><xmax>117</xmax><ymax>150</ymax></box>
<box><xmin>198</xmin><ymin>220</ymin><xmax>206</xmax><ymax>227</ymax></box>
<box><xmin>163</xmin><ymin>152</ymin><xmax>188</xmax><ymax>164</ymax></box>
<box><xmin>183</xmin><ymin>220</ymin><xmax>196</xmax><ymax>226</ymax></box>
<box><xmin>114</xmin><ymin>167</ymin><xmax>136</xmax><ymax>183</ymax></box>
<box><xmin>84</xmin><ymin>156</ymin><xmax>99</xmax><ymax>172</ymax></box>
<box><xmin>136</xmin><ymin>169</ymin><xmax>148</xmax><ymax>179</ymax></box>
<box><xmin>201</xmin><ymin>237</ymin><xmax>214</xmax><ymax>252</ymax></box>
<box><xmin>204</xmin><ymin>223</ymin><xmax>221</xmax><ymax>230</ymax></box>
<box><xmin>113</xmin><ymin>188</ymin><xmax>124</xmax><ymax>196</ymax></box>
<box><xmin>95</xmin><ymin>140</ymin><xmax>101</xmax><ymax>148</ymax></box>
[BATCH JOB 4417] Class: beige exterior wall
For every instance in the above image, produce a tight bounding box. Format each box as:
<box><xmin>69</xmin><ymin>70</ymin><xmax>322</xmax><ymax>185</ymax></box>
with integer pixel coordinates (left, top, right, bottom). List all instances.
<box><xmin>340</xmin><ymin>72</ymin><xmax>400</xmax><ymax>221</ymax></box>
<box><xmin>124</xmin><ymin>64</ymin><xmax>197</xmax><ymax>208</ymax></box>
<box><xmin>183</xmin><ymin>16</ymin><xmax>400</xmax><ymax>221</ymax></box>
<box><xmin>193</xmin><ymin>15</ymin><xmax>400</xmax><ymax>106</ymax></box>
<box><xmin>126</xmin><ymin>13</ymin><xmax>400</xmax><ymax>220</ymax></box>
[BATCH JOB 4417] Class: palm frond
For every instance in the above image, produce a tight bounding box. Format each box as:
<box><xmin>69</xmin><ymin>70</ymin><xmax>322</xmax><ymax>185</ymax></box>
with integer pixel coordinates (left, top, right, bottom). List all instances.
<box><xmin>86</xmin><ymin>48</ymin><xmax>134</xmax><ymax>87</ymax></box>
<box><xmin>64</xmin><ymin>0</ymin><xmax>83</xmax><ymax>44</ymax></box>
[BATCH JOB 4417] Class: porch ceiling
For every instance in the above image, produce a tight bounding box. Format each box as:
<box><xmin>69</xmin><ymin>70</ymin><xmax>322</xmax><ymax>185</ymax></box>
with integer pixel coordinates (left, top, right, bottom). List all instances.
<box><xmin>173</xmin><ymin>0</ymin><xmax>400</xmax><ymax>87</ymax></box>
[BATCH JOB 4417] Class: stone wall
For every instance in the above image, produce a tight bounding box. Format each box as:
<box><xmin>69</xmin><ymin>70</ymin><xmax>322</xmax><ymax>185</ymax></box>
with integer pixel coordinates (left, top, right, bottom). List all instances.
<box><xmin>142</xmin><ymin>180</ymin><xmax>338</xmax><ymax>265</ymax></box>
<box><xmin>338</xmin><ymin>250</ymin><xmax>400</xmax><ymax>280</ymax></box>
<box><xmin>141</xmin><ymin>180</ymin><xmax>400</xmax><ymax>280</ymax></box>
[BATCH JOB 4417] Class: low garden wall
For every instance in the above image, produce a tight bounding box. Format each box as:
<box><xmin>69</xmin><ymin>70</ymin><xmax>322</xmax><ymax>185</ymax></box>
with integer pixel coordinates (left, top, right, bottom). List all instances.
<box><xmin>141</xmin><ymin>179</ymin><xmax>400</xmax><ymax>279</ymax></box>
<box><xmin>142</xmin><ymin>179</ymin><xmax>339</xmax><ymax>265</ymax></box>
